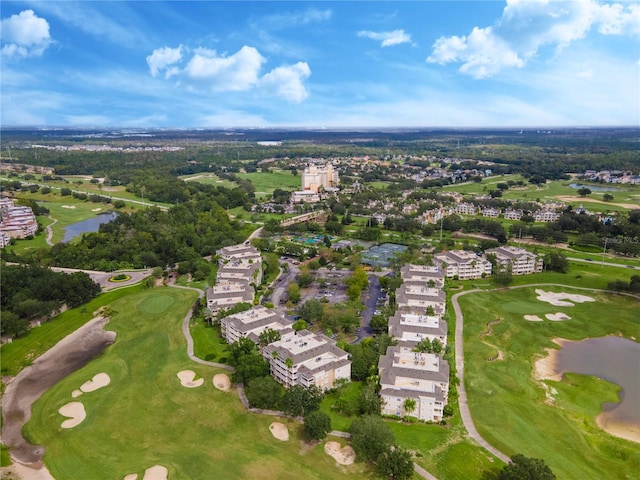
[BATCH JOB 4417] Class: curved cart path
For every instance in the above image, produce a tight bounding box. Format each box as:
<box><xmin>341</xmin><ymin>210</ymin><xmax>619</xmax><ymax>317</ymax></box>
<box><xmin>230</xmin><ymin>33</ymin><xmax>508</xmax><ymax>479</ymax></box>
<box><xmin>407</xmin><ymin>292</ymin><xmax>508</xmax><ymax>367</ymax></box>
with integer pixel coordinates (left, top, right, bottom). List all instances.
<box><xmin>452</xmin><ymin>283</ymin><xmax>640</xmax><ymax>465</ymax></box>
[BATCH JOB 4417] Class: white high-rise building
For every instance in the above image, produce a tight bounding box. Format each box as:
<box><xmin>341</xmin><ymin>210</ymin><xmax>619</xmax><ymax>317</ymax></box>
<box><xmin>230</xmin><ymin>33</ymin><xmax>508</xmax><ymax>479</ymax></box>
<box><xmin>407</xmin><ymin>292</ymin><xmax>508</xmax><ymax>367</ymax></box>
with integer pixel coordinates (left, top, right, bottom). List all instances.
<box><xmin>301</xmin><ymin>163</ymin><xmax>339</xmax><ymax>193</ymax></box>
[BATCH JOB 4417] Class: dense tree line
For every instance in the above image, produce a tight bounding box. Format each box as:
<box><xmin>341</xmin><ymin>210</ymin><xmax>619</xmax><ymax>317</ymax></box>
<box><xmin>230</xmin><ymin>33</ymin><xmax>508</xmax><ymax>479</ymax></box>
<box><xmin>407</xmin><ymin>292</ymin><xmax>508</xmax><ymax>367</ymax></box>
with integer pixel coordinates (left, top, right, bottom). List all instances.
<box><xmin>1</xmin><ymin>264</ymin><xmax>101</xmax><ymax>337</ymax></box>
<box><xmin>2</xmin><ymin>201</ymin><xmax>247</xmax><ymax>271</ymax></box>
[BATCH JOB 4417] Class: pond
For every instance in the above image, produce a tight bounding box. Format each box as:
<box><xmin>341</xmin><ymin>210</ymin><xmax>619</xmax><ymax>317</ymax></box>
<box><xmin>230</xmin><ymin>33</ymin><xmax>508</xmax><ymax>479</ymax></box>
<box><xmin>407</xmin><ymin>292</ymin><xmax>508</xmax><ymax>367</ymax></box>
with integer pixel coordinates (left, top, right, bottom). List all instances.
<box><xmin>554</xmin><ymin>336</ymin><xmax>639</xmax><ymax>441</ymax></box>
<box><xmin>568</xmin><ymin>183</ymin><xmax>621</xmax><ymax>192</ymax></box>
<box><xmin>62</xmin><ymin>211</ymin><xmax>118</xmax><ymax>242</ymax></box>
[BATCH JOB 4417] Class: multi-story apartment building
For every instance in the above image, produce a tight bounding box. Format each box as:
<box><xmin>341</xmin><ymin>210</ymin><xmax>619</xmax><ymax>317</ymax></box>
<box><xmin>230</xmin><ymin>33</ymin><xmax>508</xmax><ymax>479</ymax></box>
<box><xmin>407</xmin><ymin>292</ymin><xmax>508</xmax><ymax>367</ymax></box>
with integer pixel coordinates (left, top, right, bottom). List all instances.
<box><xmin>220</xmin><ymin>305</ymin><xmax>293</xmax><ymax>345</ymax></box>
<box><xmin>262</xmin><ymin>330</ymin><xmax>351</xmax><ymax>390</ymax></box>
<box><xmin>503</xmin><ymin>208</ymin><xmax>523</xmax><ymax>220</ymax></box>
<box><xmin>533</xmin><ymin>210</ymin><xmax>560</xmax><ymax>222</ymax></box>
<box><xmin>433</xmin><ymin>250</ymin><xmax>492</xmax><ymax>280</ymax></box>
<box><xmin>205</xmin><ymin>281</ymin><xmax>254</xmax><ymax>314</ymax></box>
<box><xmin>387</xmin><ymin>311</ymin><xmax>448</xmax><ymax>350</ymax></box>
<box><xmin>0</xmin><ymin>197</ymin><xmax>38</xmax><ymax>240</ymax></box>
<box><xmin>301</xmin><ymin>163</ymin><xmax>339</xmax><ymax>193</ymax></box>
<box><xmin>379</xmin><ymin>347</ymin><xmax>449</xmax><ymax>422</ymax></box>
<box><xmin>399</xmin><ymin>264</ymin><xmax>445</xmax><ymax>288</ymax></box>
<box><xmin>482</xmin><ymin>207</ymin><xmax>500</xmax><ymax>218</ymax></box>
<box><xmin>395</xmin><ymin>283</ymin><xmax>446</xmax><ymax>316</ymax></box>
<box><xmin>485</xmin><ymin>246</ymin><xmax>543</xmax><ymax>275</ymax></box>
<box><xmin>455</xmin><ymin>203</ymin><xmax>477</xmax><ymax>215</ymax></box>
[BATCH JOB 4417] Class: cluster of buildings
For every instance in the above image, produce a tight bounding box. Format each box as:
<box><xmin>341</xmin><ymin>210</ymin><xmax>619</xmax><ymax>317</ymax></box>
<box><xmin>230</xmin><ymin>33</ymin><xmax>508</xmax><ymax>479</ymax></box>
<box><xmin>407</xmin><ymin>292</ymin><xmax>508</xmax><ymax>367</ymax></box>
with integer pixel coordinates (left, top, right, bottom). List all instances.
<box><xmin>209</xmin><ymin>243</ymin><xmax>351</xmax><ymax>390</ymax></box>
<box><xmin>581</xmin><ymin>170</ymin><xmax>640</xmax><ymax>184</ymax></box>
<box><xmin>454</xmin><ymin>203</ymin><xmax>561</xmax><ymax>222</ymax></box>
<box><xmin>432</xmin><ymin>246</ymin><xmax>543</xmax><ymax>280</ymax></box>
<box><xmin>0</xmin><ymin>197</ymin><xmax>38</xmax><ymax>248</ymax></box>
<box><xmin>379</xmin><ymin>264</ymin><xmax>450</xmax><ymax>422</ymax></box>
<box><xmin>290</xmin><ymin>163</ymin><xmax>339</xmax><ymax>203</ymax></box>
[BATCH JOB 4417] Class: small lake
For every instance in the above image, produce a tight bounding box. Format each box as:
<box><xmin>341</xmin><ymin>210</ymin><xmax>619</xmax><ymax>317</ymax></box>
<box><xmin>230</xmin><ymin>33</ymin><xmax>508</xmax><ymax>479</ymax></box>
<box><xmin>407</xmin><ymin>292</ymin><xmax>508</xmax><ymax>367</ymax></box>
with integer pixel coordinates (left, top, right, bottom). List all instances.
<box><xmin>555</xmin><ymin>336</ymin><xmax>640</xmax><ymax>436</ymax></box>
<box><xmin>568</xmin><ymin>183</ymin><xmax>621</xmax><ymax>192</ymax></box>
<box><xmin>62</xmin><ymin>211</ymin><xmax>118</xmax><ymax>243</ymax></box>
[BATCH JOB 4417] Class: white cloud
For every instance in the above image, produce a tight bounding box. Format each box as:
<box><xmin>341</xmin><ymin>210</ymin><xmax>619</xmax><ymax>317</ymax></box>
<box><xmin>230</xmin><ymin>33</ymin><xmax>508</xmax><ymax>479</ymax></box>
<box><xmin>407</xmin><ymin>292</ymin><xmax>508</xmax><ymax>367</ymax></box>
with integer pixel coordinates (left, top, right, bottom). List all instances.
<box><xmin>184</xmin><ymin>46</ymin><xmax>265</xmax><ymax>91</ymax></box>
<box><xmin>357</xmin><ymin>29</ymin><xmax>412</xmax><ymax>47</ymax></box>
<box><xmin>1</xmin><ymin>10</ymin><xmax>51</xmax><ymax>59</ymax></box>
<box><xmin>147</xmin><ymin>46</ymin><xmax>183</xmax><ymax>77</ymax></box>
<box><xmin>427</xmin><ymin>0</ymin><xmax>639</xmax><ymax>78</ymax></box>
<box><xmin>147</xmin><ymin>44</ymin><xmax>311</xmax><ymax>102</ymax></box>
<box><xmin>259</xmin><ymin>62</ymin><xmax>311</xmax><ymax>102</ymax></box>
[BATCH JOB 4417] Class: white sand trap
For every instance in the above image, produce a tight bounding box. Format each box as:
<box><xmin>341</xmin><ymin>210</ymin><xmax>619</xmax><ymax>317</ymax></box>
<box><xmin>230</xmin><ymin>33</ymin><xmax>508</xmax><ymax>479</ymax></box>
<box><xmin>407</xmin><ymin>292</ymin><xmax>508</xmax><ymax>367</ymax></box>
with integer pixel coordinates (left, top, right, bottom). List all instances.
<box><xmin>81</xmin><ymin>372</ymin><xmax>111</xmax><ymax>392</ymax></box>
<box><xmin>143</xmin><ymin>465</ymin><xmax>168</xmax><ymax>480</ymax></box>
<box><xmin>59</xmin><ymin>402</ymin><xmax>86</xmax><ymax>428</ymax></box>
<box><xmin>61</xmin><ymin>205</ymin><xmax>76</xmax><ymax>209</ymax></box>
<box><xmin>324</xmin><ymin>441</ymin><xmax>356</xmax><ymax>465</ymax></box>
<box><xmin>72</xmin><ymin>389</ymin><xmax>83</xmax><ymax>398</ymax></box>
<box><xmin>213</xmin><ymin>373</ymin><xmax>231</xmax><ymax>391</ymax></box>
<box><xmin>124</xmin><ymin>475</ymin><xmax>138</xmax><ymax>480</ymax></box>
<box><xmin>524</xmin><ymin>315</ymin><xmax>544</xmax><ymax>322</ymax></box>
<box><xmin>535</xmin><ymin>289</ymin><xmax>595</xmax><ymax>307</ymax></box>
<box><xmin>269</xmin><ymin>422</ymin><xmax>289</xmax><ymax>441</ymax></box>
<box><xmin>91</xmin><ymin>207</ymin><xmax>102</xmax><ymax>212</ymax></box>
<box><xmin>177</xmin><ymin>370</ymin><xmax>203</xmax><ymax>388</ymax></box>
<box><xmin>546</xmin><ymin>312</ymin><xmax>571</xmax><ymax>321</ymax></box>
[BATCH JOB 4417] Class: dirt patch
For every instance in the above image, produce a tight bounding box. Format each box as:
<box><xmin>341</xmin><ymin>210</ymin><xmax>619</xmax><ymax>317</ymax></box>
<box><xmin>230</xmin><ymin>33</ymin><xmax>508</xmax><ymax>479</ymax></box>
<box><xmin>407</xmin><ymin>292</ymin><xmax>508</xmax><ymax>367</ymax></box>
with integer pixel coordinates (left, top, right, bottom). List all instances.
<box><xmin>524</xmin><ymin>315</ymin><xmax>544</xmax><ymax>322</ymax></box>
<box><xmin>546</xmin><ymin>312</ymin><xmax>571</xmax><ymax>321</ymax></box>
<box><xmin>177</xmin><ymin>370</ymin><xmax>203</xmax><ymax>388</ymax></box>
<box><xmin>58</xmin><ymin>402</ymin><xmax>86</xmax><ymax>429</ymax></box>
<box><xmin>324</xmin><ymin>441</ymin><xmax>355</xmax><ymax>465</ymax></box>
<box><xmin>1</xmin><ymin>316</ymin><xmax>116</xmax><ymax>465</ymax></box>
<box><xmin>213</xmin><ymin>373</ymin><xmax>230</xmax><ymax>391</ymax></box>
<box><xmin>0</xmin><ymin>463</ymin><xmax>55</xmax><ymax>480</ymax></box>
<box><xmin>269</xmin><ymin>422</ymin><xmax>289</xmax><ymax>441</ymax></box>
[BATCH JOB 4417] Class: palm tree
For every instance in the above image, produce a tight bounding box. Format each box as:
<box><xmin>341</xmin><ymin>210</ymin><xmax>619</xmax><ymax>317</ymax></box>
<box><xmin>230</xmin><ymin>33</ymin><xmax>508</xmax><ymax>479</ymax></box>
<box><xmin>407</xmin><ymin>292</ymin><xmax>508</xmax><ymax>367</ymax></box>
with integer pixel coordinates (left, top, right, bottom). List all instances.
<box><xmin>285</xmin><ymin>358</ymin><xmax>294</xmax><ymax>369</ymax></box>
<box><xmin>403</xmin><ymin>398</ymin><xmax>417</xmax><ymax>418</ymax></box>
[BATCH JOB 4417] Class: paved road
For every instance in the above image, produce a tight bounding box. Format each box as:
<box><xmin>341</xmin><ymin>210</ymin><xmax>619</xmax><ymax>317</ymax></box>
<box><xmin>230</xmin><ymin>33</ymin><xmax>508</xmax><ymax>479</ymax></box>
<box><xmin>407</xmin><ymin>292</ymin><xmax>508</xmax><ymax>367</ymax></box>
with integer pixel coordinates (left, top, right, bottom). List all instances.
<box><xmin>567</xmin><ymin>257</ymin><xmax>638</xmax><ymax>269</ymax></box>
<box><xmin>352</xmin><ymin>274</ymin><xmax>380</xmax><ymax>343</ymax></box>
<box><xmin>48</xmin><ymin>266</ymin><xmax>153</xmax><ymax>291</ymax></box>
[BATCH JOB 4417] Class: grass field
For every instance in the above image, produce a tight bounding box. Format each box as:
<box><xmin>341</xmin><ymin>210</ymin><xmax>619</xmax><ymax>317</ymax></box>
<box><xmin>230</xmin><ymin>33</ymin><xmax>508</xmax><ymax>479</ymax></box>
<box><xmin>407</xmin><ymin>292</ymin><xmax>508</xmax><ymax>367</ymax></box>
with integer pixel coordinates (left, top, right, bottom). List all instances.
<box><xmin>24</xmin><ymin>287</ymin><xmax>369</xmax><ymax>480</ymax></box>
<box><xmin>179</xmin><ymin>173</ymin><xmax>237</xmax><ymax>189</ymax></box>
<box><xmin>459</xmin><ymin>286</ymin><xmax>640</xmax><ymax>480</ymax></box>
<box><xmin>236</xmin><ymin>170</ymin><xmax>301</xmax><ymax>197</ymax></box>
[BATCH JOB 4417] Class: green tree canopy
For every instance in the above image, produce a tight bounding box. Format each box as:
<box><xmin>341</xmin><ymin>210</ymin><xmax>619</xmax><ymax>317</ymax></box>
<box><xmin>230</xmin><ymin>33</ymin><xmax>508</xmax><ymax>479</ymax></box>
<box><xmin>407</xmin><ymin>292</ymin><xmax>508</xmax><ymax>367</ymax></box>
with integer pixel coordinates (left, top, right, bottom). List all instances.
<box><xmin>498</xmin><ymin>454</ymin><xmax>556</xmax><ymax>480</ymax></box>
<box><xmin>349</xmin><ymin>415</ymin><xmax>395</xmax><ymax>463</ymax></box>
<box><xmin>303</xmin><ymin>411</ymin><xmax>332</xmax><ymax>440</ymax></box>
<box><xmin>376</xmin><ymin>447</ymin><xmax>414</xmax><ymax>480</ymax></box>
<box><xmin>281</xmin><ymin>385</ymin><xmax>324</xmax><ymax>417</ymax></box>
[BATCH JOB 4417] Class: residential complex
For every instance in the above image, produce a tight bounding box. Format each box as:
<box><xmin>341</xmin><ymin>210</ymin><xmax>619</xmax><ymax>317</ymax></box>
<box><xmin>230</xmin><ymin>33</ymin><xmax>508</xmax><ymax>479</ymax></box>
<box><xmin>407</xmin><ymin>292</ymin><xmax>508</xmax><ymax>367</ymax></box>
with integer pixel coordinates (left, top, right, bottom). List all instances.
<box><xmin>485</xmin><ymin>246</ymin><xmax>543</xmax><ymax>275</ymax></box>
<box><xmin>388</xmin><ymin>311</ymin><xmax>447</xmax><ymax>351</ymax></box>
<box><xmin>395</xmin><ymin>283</ymin><xmax>446</xmax><ymax>316</ymax></box>
<box><xmin>220</xmin><ymin>305</ymin><xmax>293</xmax><ymax>345</ymax></box>
<box><xmin>0</xmin><ymin>197</ymin><xmax>38</xmax><ymax>247</ymax></box>
<box><xmin>433</xmin><ymin>250</ymin><xmax>492</xmax><ymax>280</ymax></box>
<box><xmin>379</xmin><ymin>347</ymin><xmax>449</xmax><ymax>422</ymax></box>
<box><xmin>262</xmin><ymin>329</ymin><xmax>351</xmax><ymax>390</ymax></box>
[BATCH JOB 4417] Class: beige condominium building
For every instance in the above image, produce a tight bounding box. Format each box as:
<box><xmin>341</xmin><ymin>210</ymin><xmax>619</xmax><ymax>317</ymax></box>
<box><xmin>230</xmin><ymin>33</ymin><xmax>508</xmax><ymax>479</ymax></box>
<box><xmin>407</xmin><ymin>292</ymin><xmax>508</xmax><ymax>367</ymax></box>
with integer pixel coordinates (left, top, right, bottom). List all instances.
<box><xmin>262</xmin><ymin>330</ymin><xmax>351</xmax><ymax>390</ymax></box>
<box><xmin>433</xmin><ymin>250</ymin><xmax>492</xmax><ymax>280</ymax></box>
<box><xmin>220</xmin><ymin>305</ymin><xmax>293</xmax><ymax>345</ymax></box>
<box><xmin>485</xmin><ymin>246</ymin><xmax>543</xmax><ymax>275</ymax></box>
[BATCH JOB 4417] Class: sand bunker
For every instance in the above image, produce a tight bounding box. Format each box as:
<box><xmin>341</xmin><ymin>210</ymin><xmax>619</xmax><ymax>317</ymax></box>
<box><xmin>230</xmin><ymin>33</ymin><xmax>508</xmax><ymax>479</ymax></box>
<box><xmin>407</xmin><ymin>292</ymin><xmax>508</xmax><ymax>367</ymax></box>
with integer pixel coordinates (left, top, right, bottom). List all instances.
<box><xmin>213</xmin><ymin>373</ymin><xmax>231</xmax><ymax>391</ymax></box>
<box><xmin>59</xmin><ymin>402</ymin><xmax>87</xmax><ymax>429</ymax></box>
<box><xmin>269</xmin><ymin>422</ymin><xmax>289</xmax><ymax>441</ymax></box>
<box><xmin>546</xmin><ymin>312</ymin><xmax>571</xmax><ymax>321</ymax></box>
<box><xmin>535</xmin><ymin>289</ymin><xmax>595</xmax><ymax>307</ymax></box>
<box><xmin>177</xmin><ymin>370</ymin><xmax>204</xmax><ymax>388</ymax></box>
<box><xmin>524</xmin><ymin>315</ymin><xmax>544</xmax><ymax>322</ymax></box>
<box><xmin>61</xmin><ymin>205</ymin><xmax>76</xmax><ymax>209</ymax></box>
<box><xmin>91</xmin><ymin>208</ymin><xmax>102</xmax><ymax>212</ymax></box>
<box><xmin>324</xmin><ymin>441</ymin><xmax>356</xmax><ymax>465</ymax></box>
<box><xmin>81</xmin><ymin>372</ymin><xmax>111</xmax><ymax>392</ymax></box>
<box><xmin>124</xmin><ymin>465</ymin><xmax>168</xmax><ymax>480</ymax></box>
<box><xmin>143</xmin><ymin>465</ymin><xmax>168</xmax><ymax>480</ymax></box>
<box><xmin>72</xmin><ymin>389</ymin><xmax>83</xmax><ymax>398</ymax></box>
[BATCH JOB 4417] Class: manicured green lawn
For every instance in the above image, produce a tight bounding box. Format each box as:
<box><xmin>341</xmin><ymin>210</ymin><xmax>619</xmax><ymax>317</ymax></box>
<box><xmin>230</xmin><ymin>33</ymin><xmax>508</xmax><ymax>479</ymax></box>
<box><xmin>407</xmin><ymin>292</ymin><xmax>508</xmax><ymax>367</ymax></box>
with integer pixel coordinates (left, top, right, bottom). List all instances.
<box><xmin>459</xmin><ymin>286</ymin><xmax>640</xmax><ymax>480</ymax></box>
<box><xmin>179</xmin><ymin>173</ymin><xmax>237</xmax><ymax>189</ymax></box>
<box><xmin>189</xmin><ymin>321</ymin><xmax>230</xmax><ymax>363</ymax></box>
<box><xmin>24</xmin><ymin>287</ymin><xmax>368</xmax><ymax>479</ymax></box>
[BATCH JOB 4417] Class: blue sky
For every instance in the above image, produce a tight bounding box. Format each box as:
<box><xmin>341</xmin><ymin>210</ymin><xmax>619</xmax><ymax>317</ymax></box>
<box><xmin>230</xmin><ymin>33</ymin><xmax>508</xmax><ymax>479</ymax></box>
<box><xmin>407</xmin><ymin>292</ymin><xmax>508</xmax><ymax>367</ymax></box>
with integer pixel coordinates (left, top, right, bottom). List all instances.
<box><xmin>1</xmin><ymin>1</ymin><xmax>639</xmax><ymax>128</ymax></box>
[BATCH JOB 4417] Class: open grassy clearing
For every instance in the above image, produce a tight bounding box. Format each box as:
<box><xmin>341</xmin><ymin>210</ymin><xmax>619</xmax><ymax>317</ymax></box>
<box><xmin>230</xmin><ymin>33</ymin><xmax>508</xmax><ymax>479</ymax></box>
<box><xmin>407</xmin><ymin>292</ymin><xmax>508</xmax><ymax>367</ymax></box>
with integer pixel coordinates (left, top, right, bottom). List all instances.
<box><xmin>25</xmin><ymin>287</ymin><xmax>368</xmax><ymax>479</ymax></box>
<box><xmin>178</xmin><ymin>173</ymin><xmax>237</xmax><ymax>189</ymax></box>
<box><xmin>459</xmin><ymin>286</ymin><xmax>640</xmax><ymax>480</ymax></box>
<box><xmin>236</xmin><ymin>170</ymin><xmax>301</xmax><ymax>197</ymax></box>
